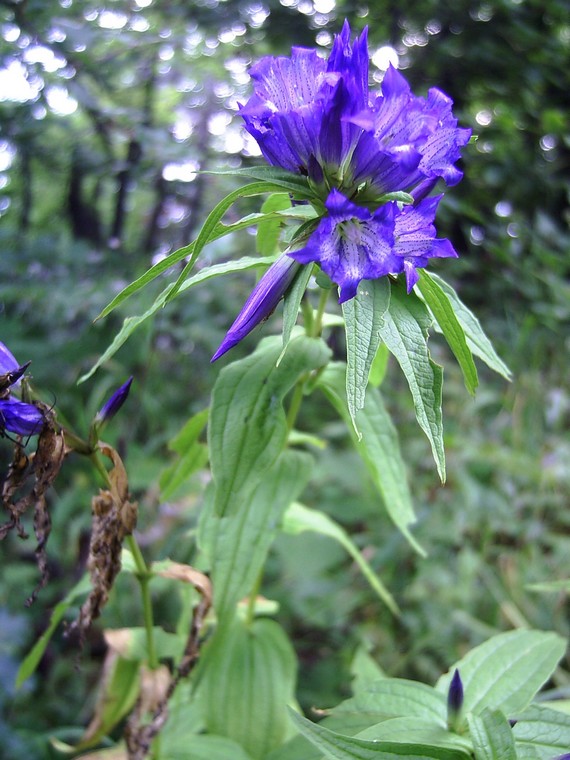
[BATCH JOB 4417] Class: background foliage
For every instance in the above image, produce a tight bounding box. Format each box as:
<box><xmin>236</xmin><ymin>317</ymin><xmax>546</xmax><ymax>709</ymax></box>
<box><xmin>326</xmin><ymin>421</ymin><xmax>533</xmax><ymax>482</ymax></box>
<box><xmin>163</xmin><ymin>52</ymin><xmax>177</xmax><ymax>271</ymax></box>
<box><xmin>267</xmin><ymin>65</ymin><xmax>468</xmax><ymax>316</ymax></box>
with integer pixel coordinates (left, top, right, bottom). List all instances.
<box><xmin>1</xmin><ymin>0</ymin><xmax>569</xmax><ymax>756</ymax></box>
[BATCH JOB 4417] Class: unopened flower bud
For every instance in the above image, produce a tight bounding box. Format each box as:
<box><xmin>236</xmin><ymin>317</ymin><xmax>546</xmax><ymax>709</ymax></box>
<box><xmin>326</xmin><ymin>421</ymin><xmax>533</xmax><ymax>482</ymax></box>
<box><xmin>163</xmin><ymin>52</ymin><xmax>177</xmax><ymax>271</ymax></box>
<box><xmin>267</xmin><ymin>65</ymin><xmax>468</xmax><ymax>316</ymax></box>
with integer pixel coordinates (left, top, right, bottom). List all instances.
<box><xmin>95</xmin><ymin>377</ymin><xmax>133</xmax><ymax>426</ymax></box>
<box><xmin>447</xmin><ymin>669</ymin><xmax>464</xmax><ymax>729</ymax></box>
<box><xmin>211</xmin><ymin>255</ymin><xmax>301</xmax><ymax>362</ymax></box>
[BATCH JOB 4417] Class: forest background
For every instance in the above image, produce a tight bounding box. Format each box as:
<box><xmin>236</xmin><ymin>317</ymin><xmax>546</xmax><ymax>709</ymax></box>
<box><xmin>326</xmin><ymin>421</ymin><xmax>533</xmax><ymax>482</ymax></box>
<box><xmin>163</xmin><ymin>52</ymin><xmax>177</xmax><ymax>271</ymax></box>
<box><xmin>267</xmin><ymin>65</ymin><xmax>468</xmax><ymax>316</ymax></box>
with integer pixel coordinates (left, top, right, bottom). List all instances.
<box><xmin>0</xmin><ymin>0</ymin><xmax>569</xmax><ymax>756</ymax></box>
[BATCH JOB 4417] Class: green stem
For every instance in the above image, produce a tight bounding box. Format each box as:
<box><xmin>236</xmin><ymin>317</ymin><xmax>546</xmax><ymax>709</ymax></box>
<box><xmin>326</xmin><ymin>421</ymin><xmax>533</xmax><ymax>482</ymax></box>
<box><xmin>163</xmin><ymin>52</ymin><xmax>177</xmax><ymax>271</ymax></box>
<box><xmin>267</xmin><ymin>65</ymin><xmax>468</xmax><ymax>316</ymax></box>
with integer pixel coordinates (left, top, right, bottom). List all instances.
<box><xmin>286</xmin><ymin>379</ymin><xmax>306</xmax><ymax>433</ymax></box>
<box><xmin>126</xmin><ymin>534</ymin><xmax>159</xmax><ymax>670</ymax></box>
<box><xmin>311</xmin><ymin>287</ymin><xmax>330</xmax><ymax>338</ymax></box>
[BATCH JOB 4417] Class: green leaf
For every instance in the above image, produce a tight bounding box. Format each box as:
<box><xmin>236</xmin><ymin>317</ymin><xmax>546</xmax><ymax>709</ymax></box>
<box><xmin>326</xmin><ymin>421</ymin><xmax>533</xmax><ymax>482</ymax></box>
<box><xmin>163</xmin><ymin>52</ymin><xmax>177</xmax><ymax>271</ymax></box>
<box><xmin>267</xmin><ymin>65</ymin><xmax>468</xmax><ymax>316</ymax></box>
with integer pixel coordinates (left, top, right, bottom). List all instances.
<box><xmin>205</xmin><ymin>166</ymin><xmax>313</xmax><ymax>197</ymax></box>
<box><xmin>159</xmin><ymin>409</ymin><xmax>209</xmax><ymax>500</ymax></box>
<box><xmin>17</xmin><ymin>575</ymin><xmax>91</xmax><ymax>687</ymax></box>
<box><xmin>342</xmin><ymin>279</ymin><xmax>391</xmax><ymax>436</ymax></box>
<box><xmin>204</xmin><ymin>450</ymin><xmax>313</xmax><ymax>622</ymax></box>
<box><xmin>416</xmin><ymin>270</ymin><xmax>478</xmax><ymax>395</ymax></box>
<box><xmin>526</xmin><ymin>579</ymin><xmax>570</xmax><ymax>593</ymax></box>
<box><xmin>428</xmin><ymin>273</ymin><xmax>511</xmax><ymax>380</ymax></box>
<box><xmin>257</xmin><ymin>193</ymin><xmax>292</xmax><ymax>255</ymax></box>
<box><xmin>436</xmin><ymin>630</ymin><xmax>567</xmax><ymax>716</ymax></box>
<box><xmin>289</xmin><ymin>711</ymin><xmax>471</xmax><ymax>759</ymax></box>
<box><xmin>368</xmin><ymin>343</ymin><xmax>389</xmax><ymax>388</ymax></box>
<box><xmin>377</xmin><ymin>283</ymin><xmax>445</xmax><ymax>482</ymax></box>
<box><xmin>512</xmin><ymin>704</ymin><xmax>570</xmax><ymax>758</ymax></box>
<box><xmin>161</xmin><ymin>734</ymin><xmax>255</xmax><ymax>760</ymax></box>
<box><xmin>167</xmin><ymin>180</ymin><xmax>295</xmax><ymax>303</ymax></box>
<box><xmin>318</xmin><ymin>363</ymin><xmax>424</xmax><ymax>555</ymax></box>
<box><xmin>279</xmin><ymin>264</ymin><xmax>313</xmax><ymax>364</ymax></box>
<box><xmin>357</xmin><ymin>718</ymin><xmax>472</xmax><ymax>753</ymax></box>
<box><xmin>468</xmin><ymin>708</ymin><xmax>517</xmax><ymax>760</ymax></box>
<box><xmin>282</xmin><ymin>502</ymin><xmax>399</xmax><ymax>615</ymax></box>
<box><xmin>80</xmin><ymin>255</ymin><xmax>276</xmax><ymax>383</ymax></box>
<box><xmin>200</xmin><ymin>617</ymin><xmax>297</xmax><ymax>760</ymax></box>
<box><xmin>66</xmin><ymin>655</ymin><xmax>141</xmax><ymax>753</ymax></box>
<box><xmin>209</xmin><ymin>335</ymin><xmax>331</xmax><ymax>516</ymax></box>
<box><xmin>330</xmin><ymin>678</ymin><xmax>447</xmax><ymax>728</ymax></box>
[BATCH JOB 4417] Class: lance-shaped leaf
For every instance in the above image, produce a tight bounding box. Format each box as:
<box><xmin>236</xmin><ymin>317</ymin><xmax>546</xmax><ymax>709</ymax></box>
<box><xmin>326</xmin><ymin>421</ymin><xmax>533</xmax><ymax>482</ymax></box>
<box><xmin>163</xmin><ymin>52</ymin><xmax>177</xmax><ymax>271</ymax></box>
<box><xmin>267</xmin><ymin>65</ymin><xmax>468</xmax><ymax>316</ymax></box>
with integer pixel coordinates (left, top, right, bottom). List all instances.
<box><xmin>416</xmin><ymin>270</ymin><xmax>478</xmax><ymax>395</ymax></box>
<box><xmin>427</xmin><ymin>273</ymin><xmax>511</xmax><ymax>380</ymax></box>
<box><xmin>279</xmin><ymin>263</ymin><xmax>314</xmax><ymax>364</ymax></box>
<box><xmin>200</xmin><ymin>617</ymin><xmax>297</xmax><ymax>760</ymax></box>
<box><xmin>80</xmin><ymin>255</ymin><xmax>276</xmax><ymax>383</ymax></box>
<box><xmin>436</xmin><ymin>630</ymin><xmax>567</xmax><ymax>717</ymax></box>
<box><xmin>166</xmin><ymin>180</ymin><xmax>302</xmax><ymax>303</ymax></box>
<box><xmin>342</xmin><ymin>278</ymin><xmax>391</xmax><ymax>436</ymax></box>
<box><xmin>203</xmin><ymin>450</ymin><xmax>313</xmax><ymax>623</ymax></box>
<box><xmin>257</xmin><ymin>193</ymin><xmax>292</xmax><ymax>255</ymax></box>
<box><xmin>377</xmin><ymin>281</ymin><xmax>445</xmax><ymax>482</ymax></box>
<box><xmin>288</xmin><ymin>711</ymin><xmax>471</xmax><ymax>759</ymax></box>
<box><xmin>512</xmin><ymin>704</ymin><xmax>570</xmax><ymax>758</ymax></box>
<box><xmin>209</xmin><ymin>335</ymin><xmax>331</xmax><ymax>516</ymax></box>
<box><xmin>159</xmin><ymin>409</ymin><xmax>209</xmax><ymax>500</ymax></box>
<box><xmin>468</xmin><ymin>708</ymin><xmax>517</xmax><ymax>760</ymax></box>
<box><xmin>318</xmin><ymin>363</ymin><xmax>424</xmax><ymax>555</ymax></box>
<box><xmin>282</xmin><ymin>501</ymin><xmax>399</xmax><ymax>615</ymax></box>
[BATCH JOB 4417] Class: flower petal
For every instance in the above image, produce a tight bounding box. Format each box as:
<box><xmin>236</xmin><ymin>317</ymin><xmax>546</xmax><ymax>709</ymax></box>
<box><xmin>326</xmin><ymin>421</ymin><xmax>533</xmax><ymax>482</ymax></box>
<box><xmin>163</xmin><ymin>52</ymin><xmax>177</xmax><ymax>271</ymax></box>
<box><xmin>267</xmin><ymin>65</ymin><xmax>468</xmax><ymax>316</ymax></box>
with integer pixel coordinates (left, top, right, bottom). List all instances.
<box><xmin>0</xmin><ymin>398</ymin><xmax>44</xmax><ymax>436</ymax></box>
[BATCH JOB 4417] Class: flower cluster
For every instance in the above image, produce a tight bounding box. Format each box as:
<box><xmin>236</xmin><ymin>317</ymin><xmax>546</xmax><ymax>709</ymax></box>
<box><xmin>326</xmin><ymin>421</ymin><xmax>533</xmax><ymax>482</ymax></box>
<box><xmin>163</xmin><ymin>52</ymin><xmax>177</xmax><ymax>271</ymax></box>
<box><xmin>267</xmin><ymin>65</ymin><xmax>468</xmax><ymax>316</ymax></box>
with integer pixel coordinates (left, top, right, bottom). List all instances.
<box><xmin>0</xmin><ymin>341</ymin><xmax>44</xmax><ymax>437</ymax></box>
<box><xmin>213</xmin><ymin>21</ymin><xmax>470</xmax><ymax>359</ymax></box>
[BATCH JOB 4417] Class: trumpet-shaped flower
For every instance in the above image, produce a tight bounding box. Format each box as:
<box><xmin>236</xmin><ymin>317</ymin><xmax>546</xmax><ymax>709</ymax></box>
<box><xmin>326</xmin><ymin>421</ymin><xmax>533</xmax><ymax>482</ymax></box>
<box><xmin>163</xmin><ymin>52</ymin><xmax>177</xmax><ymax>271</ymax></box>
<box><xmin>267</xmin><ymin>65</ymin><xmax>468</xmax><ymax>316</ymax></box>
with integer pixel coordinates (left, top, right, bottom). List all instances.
<box><xmin>290</xmin><ymin>190</ymin><xmax>457</xmax><ymax>302</ymax></box>
<box><xmin>215</xmin><ymin>21</ymin><xmax>469</xmax><ymax>358</ymax></box>
<box><xmin>240</xmin><ymin>21</ymin><xmax>470</xmax><ymax>199</ymax></box>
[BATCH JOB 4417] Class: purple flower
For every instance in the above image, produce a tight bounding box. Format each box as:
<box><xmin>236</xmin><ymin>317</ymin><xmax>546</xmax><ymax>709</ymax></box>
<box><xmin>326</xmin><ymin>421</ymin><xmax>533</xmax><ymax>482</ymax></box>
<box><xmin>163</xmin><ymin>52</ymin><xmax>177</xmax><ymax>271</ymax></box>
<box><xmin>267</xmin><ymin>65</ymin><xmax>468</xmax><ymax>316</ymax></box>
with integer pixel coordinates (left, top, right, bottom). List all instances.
<box><xmin>212</xmin><ymin>255</ymin><xmax>301</xmax><ymax>362</ymax></box>
<box><xmin>241</xmin><ymin>22</ymin><xmax>470</xmax><ymax>201</ymax></box>
<box><xmin>240</xmin><ymin>21</ymin><xmax>369</xmax><ymax>185</ymax></box>
<box><xmin>289</xmin><ymin>189</ymin><xmax>457</xmax><ymax>302</ymax></box>
<box><xmin>0</xmin><ymin>398</ymin><xmax>45</xmax><ymax>437</ymax></box>
<box><xmin>0</xmin><ymin>341</ymin><xmax>19</xmax><ymax>375</ymax></box>
<box><xmin>95</xmin><ymin>377</ymin><xmax>133</xmax><ymax>425</ymax></box>
<box><xmin>236</xmin><ymin>21</ymin><xmax>470</xmax><ymax>310</ymax></box>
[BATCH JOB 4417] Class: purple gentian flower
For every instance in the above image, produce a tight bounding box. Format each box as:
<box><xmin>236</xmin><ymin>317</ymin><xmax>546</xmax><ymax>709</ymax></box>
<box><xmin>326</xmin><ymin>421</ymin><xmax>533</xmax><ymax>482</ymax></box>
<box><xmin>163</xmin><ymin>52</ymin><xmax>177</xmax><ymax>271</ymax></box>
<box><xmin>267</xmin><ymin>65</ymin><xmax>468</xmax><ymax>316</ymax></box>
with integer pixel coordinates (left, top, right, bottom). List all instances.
<box><xmin>240</xmin><ymin>22</ymin><xmax>470</xmax><ymax>200</ymax></box>
<box><xmin>0</xmin><ymin>398</ymin><xmax>45</xmax><ymax>437</ymax></box>
<box><xmin>240</xmin><ymin>21</ymin><xmax>369</xmax><ymax>185</ymax></box>
<box><xmin>95</xmin><ymin>377</ymin><xmax>133</xmax><ymax>425</ymax></box>
<box><xmin>212</xmin><ymin>255</ymin><xmax>300</xmax><ymax>362</ymax></box>
<box><xmin>289</xmin><ymin>190</ymin><xmax>457</xmax><ymax>302</ymax></box>
<box><xmin>218</xmin><ymin>21</ymin><xmax>470</xmax><ymax>355</ymax></box>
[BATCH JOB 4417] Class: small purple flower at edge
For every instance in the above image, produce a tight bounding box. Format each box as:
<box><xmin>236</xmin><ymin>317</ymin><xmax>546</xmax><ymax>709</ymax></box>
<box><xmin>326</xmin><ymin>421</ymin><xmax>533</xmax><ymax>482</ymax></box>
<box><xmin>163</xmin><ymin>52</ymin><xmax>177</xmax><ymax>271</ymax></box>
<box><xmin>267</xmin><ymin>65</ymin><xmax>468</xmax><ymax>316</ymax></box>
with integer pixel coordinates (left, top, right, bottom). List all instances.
<box><xmin>212</xmin><ymin>255</ymin><xmax>300</xmax><ymax>362</ymax></box>
<box><xmin>0</xmin><ymin>398</ymin><xmax>45</xmax><ymax>437</ymax></box>
<box><xmin>95</xmin><ymin>377</ymin><xmax>133</xmax><ymax>426</ymax></box>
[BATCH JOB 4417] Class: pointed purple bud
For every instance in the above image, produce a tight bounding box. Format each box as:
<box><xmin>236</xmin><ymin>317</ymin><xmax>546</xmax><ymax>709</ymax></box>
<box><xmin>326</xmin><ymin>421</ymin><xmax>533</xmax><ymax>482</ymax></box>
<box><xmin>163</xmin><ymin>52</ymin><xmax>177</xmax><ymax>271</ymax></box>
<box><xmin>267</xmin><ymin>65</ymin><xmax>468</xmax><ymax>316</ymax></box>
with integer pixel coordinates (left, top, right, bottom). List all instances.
<box><xmin>447</xmin><ymin>669</ymin><xmax>464</xmax><ymax>718</ymax></box>
<box><xmin>0</xmin><ymin>399</ymin><xmax>45</xmax><ymax>437</ymax></box>
<box><xmin>0</xmin><ymin>341</ymin><xmax>19</xmax><ymax>375</ymax></box>
<box><xmin>211</xmin><ymin>255</ymin><xmax>301</xmax><ymax>362</ymax></box>
<box><xmin>95</xmin><ymin>377</ymin><xmax>133</xmax><ymax>425</ymax></box>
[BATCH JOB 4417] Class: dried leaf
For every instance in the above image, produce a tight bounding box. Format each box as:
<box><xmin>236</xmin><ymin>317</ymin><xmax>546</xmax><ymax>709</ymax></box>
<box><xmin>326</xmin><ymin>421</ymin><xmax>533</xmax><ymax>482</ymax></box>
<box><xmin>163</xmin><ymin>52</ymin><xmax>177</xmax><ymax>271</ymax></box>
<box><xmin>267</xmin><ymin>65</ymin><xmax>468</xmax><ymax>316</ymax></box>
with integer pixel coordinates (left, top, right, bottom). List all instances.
<box><xmin>69</xmin><ymin>443</ymin><xmax>138</xmax><ymax>636</ymax></box>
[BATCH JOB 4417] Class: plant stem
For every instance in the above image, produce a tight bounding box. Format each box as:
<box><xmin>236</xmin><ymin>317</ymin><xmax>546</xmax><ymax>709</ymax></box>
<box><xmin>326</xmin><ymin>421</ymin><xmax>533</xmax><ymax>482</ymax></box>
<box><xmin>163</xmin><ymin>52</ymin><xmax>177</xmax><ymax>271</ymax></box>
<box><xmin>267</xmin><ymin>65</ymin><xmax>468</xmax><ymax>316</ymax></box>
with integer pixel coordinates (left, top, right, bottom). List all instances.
<box><xmin>126</xmin><ymin>534</ymin><xmax>159</xmax><ymax>670</ymax></box>
<box><xmin>311</xmin><ymin>287</ymin><xmax>330</xmax><ymax>338</ymax></box>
